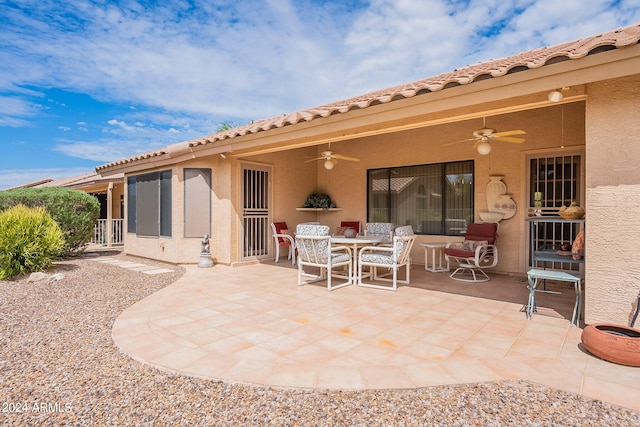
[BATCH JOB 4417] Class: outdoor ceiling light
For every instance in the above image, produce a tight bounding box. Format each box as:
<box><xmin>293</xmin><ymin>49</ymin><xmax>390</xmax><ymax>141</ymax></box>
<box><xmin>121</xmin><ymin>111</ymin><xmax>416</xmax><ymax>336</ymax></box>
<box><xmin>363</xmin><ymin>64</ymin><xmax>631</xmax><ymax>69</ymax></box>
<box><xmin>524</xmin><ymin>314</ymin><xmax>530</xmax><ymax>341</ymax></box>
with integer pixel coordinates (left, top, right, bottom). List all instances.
<box><xmin>477</xmin><ymin>141</ymin><xmax>492</xmax><ymax>155</ymax></box>
<box><xmin>219</xmin><ymin>153</ymin><xmax>227</xmax><ymax>159</ymax></box>
<box><xmin>324</xmin><ymin>159</ymin><xmax>335</xmax><ymax>170</ymax></box>
<box><xmin>548</xmin><ymin>90</ymin><xmax>564</xmax><ymax>102</ymax></box>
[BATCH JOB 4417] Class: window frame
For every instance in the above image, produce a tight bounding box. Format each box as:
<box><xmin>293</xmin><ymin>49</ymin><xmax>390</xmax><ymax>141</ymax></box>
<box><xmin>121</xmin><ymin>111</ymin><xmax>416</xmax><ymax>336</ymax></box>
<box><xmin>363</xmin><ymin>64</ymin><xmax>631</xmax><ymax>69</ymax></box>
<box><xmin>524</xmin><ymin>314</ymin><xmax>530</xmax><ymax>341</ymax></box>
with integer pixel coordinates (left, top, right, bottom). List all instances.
<box><xmin>126</xmin><ymin>170</ymin><xmax>172</xmax><ymax>237</ymax></box>
<box><xmin>367</xmin><ymin>160</ymin><xmax>474</xmax><ymax>236</ymax></box>
<box><xmin>183</xmin><ymin>168</ymin><xmax>212</xmax><ymax>238</ymax></box>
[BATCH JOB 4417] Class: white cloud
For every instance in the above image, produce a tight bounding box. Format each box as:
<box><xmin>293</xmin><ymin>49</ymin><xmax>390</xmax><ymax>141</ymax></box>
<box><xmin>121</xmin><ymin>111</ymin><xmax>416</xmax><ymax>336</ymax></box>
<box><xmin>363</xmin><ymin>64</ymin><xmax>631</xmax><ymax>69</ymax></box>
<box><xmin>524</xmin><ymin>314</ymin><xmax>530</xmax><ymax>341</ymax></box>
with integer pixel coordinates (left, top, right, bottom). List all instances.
<box><xmin>1</xmin><ymin>0</ymin><xmax>639</xmax><ymax>166</ymax></box>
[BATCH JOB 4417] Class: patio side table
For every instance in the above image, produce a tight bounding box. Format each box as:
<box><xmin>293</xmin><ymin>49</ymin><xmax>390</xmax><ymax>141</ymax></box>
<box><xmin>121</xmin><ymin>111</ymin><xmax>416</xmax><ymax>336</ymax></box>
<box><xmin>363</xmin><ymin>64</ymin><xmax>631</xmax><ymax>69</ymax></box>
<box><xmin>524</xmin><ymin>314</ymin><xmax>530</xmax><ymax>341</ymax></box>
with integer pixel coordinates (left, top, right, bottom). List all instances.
<box><xmin>421</xmin><ymin>242</ymin><xmax>449</xmax><ymax>272</ymax></box>
<box><xmin>526</xmin><ymin>268</ymin><xmax>583</xmax><ymax>326</ymax></box>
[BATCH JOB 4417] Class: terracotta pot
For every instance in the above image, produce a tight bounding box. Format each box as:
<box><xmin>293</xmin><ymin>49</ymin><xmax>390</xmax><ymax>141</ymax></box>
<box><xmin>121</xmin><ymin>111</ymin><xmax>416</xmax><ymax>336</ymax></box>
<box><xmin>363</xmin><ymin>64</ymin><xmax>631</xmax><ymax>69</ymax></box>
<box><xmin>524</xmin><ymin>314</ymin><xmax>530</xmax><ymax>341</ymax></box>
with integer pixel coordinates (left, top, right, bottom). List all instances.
<box><xmin>581</xmin><ymin>323</ymin><xmax>640</xmax><ymax>367</ymax></box>
<box><xmin>343</xmin><ymin>227</ymin><xmax>357</xmax><ymax>238</ymax></box>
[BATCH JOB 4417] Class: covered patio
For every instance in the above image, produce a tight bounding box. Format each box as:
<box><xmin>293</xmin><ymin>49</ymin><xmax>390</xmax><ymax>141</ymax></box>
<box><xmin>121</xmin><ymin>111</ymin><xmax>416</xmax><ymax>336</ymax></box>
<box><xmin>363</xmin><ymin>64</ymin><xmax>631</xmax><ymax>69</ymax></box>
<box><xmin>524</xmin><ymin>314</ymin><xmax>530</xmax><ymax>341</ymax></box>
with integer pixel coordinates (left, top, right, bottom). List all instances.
<box><xmin>112</xmin><ymin>262</ymin><xmax>640</xmax><ymax>412</ymax></box>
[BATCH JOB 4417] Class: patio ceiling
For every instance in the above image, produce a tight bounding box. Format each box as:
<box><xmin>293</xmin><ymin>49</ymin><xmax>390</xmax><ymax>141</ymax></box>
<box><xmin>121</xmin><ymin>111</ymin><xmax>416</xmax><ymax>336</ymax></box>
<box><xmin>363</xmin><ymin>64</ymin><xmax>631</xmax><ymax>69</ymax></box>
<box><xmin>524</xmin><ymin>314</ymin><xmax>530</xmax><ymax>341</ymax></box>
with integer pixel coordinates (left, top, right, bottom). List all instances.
<box><xmin>96</xmin><ymin>24</ymin><xmax>640</xmax><ymax>175</ymax></box>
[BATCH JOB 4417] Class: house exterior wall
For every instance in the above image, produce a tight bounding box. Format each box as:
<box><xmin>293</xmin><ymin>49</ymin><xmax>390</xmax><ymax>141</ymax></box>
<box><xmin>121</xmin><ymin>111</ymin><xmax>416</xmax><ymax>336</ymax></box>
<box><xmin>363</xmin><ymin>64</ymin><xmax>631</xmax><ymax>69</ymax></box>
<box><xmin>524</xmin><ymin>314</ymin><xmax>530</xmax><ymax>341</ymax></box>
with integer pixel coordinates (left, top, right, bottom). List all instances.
<box><xmin>585</xmin><ymin>75</ymin><xmax>640</xmax><ymax>325</ymax></box>
<box><xmin>124</xmin><ymin>157</ymin><xmax>232</xmax><ymax>264</ymax></box>
<box><xmin>305</xmin><ymin>103</ymin><xmax>585</xmax><ymax>275</ymax></box>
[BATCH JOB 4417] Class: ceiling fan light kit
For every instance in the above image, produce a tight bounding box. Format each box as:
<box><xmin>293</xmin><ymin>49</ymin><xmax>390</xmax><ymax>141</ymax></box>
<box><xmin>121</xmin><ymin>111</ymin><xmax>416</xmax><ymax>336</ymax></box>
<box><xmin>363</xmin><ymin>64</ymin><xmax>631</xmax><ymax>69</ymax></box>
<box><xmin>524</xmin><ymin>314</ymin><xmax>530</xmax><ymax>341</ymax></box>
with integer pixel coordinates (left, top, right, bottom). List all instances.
<box><xmin>477</xmin><ymin>141</ymin><xmax>492</xmax><ymax>155</ymax></box>
<box><xmin>305</xmin><ymin>147</ymin><xmax>360</xmax><ymax>170</ymax></box>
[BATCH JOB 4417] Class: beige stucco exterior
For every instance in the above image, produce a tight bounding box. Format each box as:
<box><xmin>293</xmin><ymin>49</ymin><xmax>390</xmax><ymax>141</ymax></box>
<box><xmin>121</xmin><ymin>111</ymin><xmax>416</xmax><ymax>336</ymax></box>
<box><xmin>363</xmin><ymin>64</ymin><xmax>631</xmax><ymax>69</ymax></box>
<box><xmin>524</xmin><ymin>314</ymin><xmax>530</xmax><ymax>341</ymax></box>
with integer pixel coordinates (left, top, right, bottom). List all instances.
<box><xmin>584</xmin><ymin>75</ymin><xmax>640</xmax><ymax>325</ymax></box>
<box><xmin>104</xmin><ymin>36</ymin><xmax>640</xmax><ymax>326</ymax></box>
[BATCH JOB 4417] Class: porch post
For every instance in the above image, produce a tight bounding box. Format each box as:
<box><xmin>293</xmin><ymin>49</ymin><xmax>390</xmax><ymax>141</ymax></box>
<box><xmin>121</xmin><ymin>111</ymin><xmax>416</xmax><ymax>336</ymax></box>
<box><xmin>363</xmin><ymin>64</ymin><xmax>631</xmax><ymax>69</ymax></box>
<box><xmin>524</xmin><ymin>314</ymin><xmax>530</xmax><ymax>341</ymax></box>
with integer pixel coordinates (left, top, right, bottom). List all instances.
<box><xmin>107</xmin><ymin>182</ymin><xmax>113</xmax><ymax>247</ymax></box>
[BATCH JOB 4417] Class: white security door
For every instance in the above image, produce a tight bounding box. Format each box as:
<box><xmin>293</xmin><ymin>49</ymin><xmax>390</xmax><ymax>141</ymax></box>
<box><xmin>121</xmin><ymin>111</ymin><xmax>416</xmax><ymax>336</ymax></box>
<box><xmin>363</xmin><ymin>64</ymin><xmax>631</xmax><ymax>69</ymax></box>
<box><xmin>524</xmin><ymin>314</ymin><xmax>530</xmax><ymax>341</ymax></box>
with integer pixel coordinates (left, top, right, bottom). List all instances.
<box><xmin>241</xmin><ymin>164</ymin><xmax>271</xmax><ymax>260</ymax></box>
<box><xmin>526</xmin><ymin>152</ymin><xmax>584</xmax><ymax>272</ymax></box>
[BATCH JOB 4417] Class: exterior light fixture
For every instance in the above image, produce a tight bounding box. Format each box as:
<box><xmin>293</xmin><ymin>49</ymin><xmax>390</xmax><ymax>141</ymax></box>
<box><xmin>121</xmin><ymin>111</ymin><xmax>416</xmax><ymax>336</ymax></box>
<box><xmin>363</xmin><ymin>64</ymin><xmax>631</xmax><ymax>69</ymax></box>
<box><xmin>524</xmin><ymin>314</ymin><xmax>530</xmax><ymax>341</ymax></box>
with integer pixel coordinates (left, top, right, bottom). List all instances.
<box><xmin>219</xmin><ymin>153</ymin><xmax>227</xmax><ymax>159</ymax></box>
<box><xmin>548</xmin><ymin>90</ymin><xmax>564</xmax><ymax>102</ymax></box>
<box><xmin>324</xmin><ymin>159</ymin><xmax>335</xmax><ymax>170</ymax></box>
<box><xmin>477</xmin><ymin>141</ymin><xmax>492</xmax><ymax>155</ymax></box>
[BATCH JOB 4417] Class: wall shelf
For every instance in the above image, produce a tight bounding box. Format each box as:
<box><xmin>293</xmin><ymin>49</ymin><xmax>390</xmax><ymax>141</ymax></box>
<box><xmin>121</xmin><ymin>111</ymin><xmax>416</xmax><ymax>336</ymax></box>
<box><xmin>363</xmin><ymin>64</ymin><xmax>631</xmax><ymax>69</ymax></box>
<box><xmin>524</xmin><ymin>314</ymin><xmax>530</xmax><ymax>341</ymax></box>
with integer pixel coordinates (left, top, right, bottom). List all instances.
<box><xmin>296</xmin><ymin>208</ymin><xmax>342</xmax><ymax>212</ymax></box>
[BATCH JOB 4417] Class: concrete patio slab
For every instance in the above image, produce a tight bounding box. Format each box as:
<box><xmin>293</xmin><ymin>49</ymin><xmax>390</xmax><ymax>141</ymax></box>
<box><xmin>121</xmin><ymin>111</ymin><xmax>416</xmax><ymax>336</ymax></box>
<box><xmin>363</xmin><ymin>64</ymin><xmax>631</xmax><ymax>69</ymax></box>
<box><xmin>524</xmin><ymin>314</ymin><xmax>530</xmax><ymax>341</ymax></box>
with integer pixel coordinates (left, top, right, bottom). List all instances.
<box><xmin>112</xmin><ymin>261</ymin><xmax>640</xmax><ymax>412</ymax></box>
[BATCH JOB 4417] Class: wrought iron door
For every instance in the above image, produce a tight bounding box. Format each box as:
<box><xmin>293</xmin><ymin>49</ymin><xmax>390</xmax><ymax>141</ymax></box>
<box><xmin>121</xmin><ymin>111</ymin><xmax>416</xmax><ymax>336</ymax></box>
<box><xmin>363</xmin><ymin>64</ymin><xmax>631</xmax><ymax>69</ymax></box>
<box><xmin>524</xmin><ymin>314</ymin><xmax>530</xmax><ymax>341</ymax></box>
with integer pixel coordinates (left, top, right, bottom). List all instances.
<box><xmin>241</xmin><ymin>164</ymin><xmax>271</xmax><ymax>259</ymax></box>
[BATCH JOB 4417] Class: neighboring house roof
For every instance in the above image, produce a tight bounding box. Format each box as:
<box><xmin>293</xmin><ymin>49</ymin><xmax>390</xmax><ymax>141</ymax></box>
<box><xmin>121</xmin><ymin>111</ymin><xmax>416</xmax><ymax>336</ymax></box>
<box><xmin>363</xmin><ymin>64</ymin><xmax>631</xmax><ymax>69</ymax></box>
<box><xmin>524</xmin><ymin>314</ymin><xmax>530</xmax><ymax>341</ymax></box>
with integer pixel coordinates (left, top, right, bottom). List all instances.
<box><xmin>371</xmin><ymin>177</ymin><xmax>418</xmax><ymax>193</ymax></box>
<box><xmin>19</xmin><ymin>172</ymin><xmax>124</xmax><ymax>190</ymax></box>
<box><xmin>96</xmin><ymin>23</ymin><xmax>640</xmax><ymax>173</ymax></box>
<box><xmin>4</xmin><ymin>178</ymin><xmax>54</xmax><ymax>190</ymax></box>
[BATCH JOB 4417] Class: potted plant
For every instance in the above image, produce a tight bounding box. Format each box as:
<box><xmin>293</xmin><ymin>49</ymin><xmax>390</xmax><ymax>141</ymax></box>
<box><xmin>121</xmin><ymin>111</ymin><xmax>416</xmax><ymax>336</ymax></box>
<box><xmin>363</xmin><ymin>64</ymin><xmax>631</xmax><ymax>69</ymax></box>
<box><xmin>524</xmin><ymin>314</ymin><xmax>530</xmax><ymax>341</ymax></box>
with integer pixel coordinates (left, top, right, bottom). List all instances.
<box><xmin>301</xmin><ymin>192</ymin><xmax>335</xmax><ymax>210</ymax></box>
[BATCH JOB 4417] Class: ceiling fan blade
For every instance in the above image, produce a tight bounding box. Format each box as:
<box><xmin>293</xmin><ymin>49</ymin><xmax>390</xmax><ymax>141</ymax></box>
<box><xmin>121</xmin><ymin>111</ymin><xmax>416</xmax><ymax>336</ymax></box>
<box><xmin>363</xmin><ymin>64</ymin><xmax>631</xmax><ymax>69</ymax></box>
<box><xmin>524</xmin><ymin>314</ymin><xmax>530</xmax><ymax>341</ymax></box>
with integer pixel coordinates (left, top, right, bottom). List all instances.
<box><xmin>332</xmin><ymin>153</ymin><xmax>360</xmax><ymax>162</ymax></box>
<box><xmin>304</xmin><ymin>157</ymin><xmax>324</xmax><ymax>163</ymax></box>
<box><xmin>493</xmin><ymin>130</ymin><xmax>526</xmax><ymax>137</ymax></box>
<box><xmin>443</xmin><ymin>137</ymin><xmax>475</xmax><ymax>147</ymax></box>
<box><xmin>493</xmin><ymin>136</ymin><xmax>526</xmax><ymax>143</ymax></box>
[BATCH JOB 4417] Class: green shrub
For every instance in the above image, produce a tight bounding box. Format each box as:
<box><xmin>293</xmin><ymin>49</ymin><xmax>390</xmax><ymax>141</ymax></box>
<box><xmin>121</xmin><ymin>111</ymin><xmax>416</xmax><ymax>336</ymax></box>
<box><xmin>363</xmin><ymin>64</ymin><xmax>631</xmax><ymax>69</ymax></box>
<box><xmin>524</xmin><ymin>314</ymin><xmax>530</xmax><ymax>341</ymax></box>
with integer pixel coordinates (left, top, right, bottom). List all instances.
<box><xmin>0</xmin><ymin>188</ymin><xmax>100</xmax><ymax>255</ymax></box>
<box><xmin>0</xmin><ymin>204</ymin><xmax>65</xmax><ymax>279</ymax></box>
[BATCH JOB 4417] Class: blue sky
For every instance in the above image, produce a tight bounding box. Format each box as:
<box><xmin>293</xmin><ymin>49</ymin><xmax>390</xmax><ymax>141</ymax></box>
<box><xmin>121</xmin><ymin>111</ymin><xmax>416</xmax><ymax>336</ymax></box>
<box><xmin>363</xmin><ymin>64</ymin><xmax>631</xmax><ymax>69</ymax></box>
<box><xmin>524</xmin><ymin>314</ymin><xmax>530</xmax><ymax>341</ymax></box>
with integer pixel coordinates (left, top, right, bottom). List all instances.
<box><xmin>1</xmin><ymin>0</ymin><xmax>639</xmax><ymax>189</ymax></box>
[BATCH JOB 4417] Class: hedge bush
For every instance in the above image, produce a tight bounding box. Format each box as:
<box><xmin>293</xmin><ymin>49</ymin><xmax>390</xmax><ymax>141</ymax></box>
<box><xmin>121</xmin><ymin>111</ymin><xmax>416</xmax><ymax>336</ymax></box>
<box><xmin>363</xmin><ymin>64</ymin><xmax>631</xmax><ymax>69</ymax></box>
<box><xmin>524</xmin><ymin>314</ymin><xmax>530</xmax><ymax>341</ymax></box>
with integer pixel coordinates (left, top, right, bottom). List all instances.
<box><xmin>0</xmin><ymin>204</ymin><xmax>65</xmax><ymax>279</ymax></box>
<box><xmin>0</xmin><ymin>188</ymin><xmax>100</xmax><ymax>255</ymax></box>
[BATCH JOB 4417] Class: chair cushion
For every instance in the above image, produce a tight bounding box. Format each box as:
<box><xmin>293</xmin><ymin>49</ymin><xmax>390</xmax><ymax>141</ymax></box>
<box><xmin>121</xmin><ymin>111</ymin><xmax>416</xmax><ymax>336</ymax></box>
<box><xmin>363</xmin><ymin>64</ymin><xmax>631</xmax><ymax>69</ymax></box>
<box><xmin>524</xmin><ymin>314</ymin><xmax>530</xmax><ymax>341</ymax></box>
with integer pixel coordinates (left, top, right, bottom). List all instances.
<box><xmin>360</xmin><ymin>253</ymin><xmax>393</xmax><ymax>265</ymax></box>
<box><xmin>444</xmin><ymin>248</ymin><xmax>475</xmax><ymax>258</ymax></box>
<box><xmin>331</xmin><ymin>253</ymin><xmax>351</xmax><ymax>264</ymax></box>
<box><xmin>464</xmin><ymin>223</ymin><xmax>498</xmax><ymax>244</ymax></box>
<box><xmin>340</xmin><ymin>221</ymin><xmax>360</xmax><ymax>234</ymax></box>
<box><xmin>462</xmin><ymin>240</ymin><xmax>488</xmax><ymax>252</ymax></box>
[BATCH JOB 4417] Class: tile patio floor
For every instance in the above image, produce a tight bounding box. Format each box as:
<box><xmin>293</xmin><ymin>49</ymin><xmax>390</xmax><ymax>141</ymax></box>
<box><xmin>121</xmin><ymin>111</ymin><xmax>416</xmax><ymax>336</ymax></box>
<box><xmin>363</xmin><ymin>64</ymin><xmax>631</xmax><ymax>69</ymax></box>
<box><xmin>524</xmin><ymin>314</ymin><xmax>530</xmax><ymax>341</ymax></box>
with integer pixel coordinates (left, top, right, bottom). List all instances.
<box><xmin>112</xmin><ymin>260</ymin><xmax>640</xmax><ymax>412</ymax></box>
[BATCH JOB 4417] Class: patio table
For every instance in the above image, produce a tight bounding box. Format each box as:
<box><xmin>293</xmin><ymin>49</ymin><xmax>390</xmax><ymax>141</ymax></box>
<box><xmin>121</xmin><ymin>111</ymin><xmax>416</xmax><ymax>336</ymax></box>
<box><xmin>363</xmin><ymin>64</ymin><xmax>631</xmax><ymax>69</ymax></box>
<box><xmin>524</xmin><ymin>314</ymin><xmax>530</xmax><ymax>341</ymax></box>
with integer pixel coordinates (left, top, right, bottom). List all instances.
<box><xmin>330</xmin><ymin>235</ymin><xmax>382</xmax><ymax>282</ymax></box>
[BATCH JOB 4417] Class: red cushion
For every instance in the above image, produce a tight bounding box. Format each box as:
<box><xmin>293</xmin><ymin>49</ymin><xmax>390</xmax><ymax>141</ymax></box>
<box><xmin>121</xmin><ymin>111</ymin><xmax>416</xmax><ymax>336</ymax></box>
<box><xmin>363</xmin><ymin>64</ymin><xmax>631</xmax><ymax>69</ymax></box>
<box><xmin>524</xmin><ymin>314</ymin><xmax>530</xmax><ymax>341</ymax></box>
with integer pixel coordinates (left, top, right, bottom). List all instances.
<box><xmin>464</xmin><ymin>223</ymin><xmax>497</xmax><ymax>244</ymax></box>
<box><xmin>444</xmin><ymin>248</ymin><xmax>475</xmax><ymax>258</ymax></box>
<box><xmin>273</xmin><ymin>222</ymin><xmax>291</xmax><ymax>245</ymax></box>
<box><xmin>340</xmin><ymin>221</ymin><xmax>360</xmax><ymax>234</ymax></box>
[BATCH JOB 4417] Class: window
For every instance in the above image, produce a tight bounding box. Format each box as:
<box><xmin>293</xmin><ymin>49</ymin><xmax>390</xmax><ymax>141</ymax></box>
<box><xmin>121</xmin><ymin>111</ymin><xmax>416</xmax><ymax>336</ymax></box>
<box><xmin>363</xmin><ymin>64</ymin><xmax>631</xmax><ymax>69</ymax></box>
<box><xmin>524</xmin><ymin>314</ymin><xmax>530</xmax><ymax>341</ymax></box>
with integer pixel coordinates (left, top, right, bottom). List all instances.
<box><xmin>184</xmin><ymin>168</ymin><xmax>211</xmax><ymax>238</ymax></box>
<box><xmin>126</xmin><ymin>170</ymin><xmax>172</xmax><ymax>237</ymax></box>
<box><xmin>367</xmin><ymin>161</ymin><xmax>473</xmax><ymax>235</ymax></box>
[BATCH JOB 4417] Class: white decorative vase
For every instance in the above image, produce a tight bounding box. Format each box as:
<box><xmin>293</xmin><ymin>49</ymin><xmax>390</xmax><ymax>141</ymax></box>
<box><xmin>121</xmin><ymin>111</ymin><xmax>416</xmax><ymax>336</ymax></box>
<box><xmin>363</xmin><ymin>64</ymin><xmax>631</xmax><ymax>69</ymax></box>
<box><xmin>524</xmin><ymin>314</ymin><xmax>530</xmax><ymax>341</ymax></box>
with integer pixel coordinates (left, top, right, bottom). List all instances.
<box><xmin>486</xmin><ymin>176</ymin><xmax>507</xmax><ymax>211</ymax></box>
<box><xmin>494</xmin><ymin>194</ymin><xmax>517</xmax><ymax>219</ymax></box>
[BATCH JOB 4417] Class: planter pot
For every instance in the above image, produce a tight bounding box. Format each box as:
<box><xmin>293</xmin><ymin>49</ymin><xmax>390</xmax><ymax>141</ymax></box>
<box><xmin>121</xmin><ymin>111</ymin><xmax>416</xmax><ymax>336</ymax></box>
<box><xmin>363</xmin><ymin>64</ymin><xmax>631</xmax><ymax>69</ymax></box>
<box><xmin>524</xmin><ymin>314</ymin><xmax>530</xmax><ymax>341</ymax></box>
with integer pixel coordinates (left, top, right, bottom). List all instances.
<box><xmin>581</xmin><ymin>323</ymin><xmax>640</xmax><ymax>367</ymax></box>
<box><xmin>343</xmin><ymin>227</ymin><xmax>357</xmax><ymax>238</ymax></box>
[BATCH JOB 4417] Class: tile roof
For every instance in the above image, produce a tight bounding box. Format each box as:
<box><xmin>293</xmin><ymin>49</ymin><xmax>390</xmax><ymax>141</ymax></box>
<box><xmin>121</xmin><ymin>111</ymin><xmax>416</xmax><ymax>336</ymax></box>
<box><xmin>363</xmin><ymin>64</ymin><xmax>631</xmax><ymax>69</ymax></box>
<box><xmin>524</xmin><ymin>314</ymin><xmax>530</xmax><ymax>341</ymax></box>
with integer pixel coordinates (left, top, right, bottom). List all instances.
<box><xmin>34</xmin><ymin>172</ymin><xmax>124</xmax><ymax>188</ymax></box>
<box><xmin>96</xmin><ymin>23</ymin><xmax>640</xmax><ymax>173</ymax></box>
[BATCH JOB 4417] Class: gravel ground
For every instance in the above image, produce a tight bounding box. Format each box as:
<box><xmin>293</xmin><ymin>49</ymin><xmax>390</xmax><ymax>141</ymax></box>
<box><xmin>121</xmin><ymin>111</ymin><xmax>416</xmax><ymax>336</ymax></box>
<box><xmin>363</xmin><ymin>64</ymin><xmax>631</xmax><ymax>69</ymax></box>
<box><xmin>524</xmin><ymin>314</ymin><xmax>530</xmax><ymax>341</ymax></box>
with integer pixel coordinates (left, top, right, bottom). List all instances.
<box><xmin>1</xmin><ymin>248</ymin><xmax>638</xmax><ymax>426</ymax></box>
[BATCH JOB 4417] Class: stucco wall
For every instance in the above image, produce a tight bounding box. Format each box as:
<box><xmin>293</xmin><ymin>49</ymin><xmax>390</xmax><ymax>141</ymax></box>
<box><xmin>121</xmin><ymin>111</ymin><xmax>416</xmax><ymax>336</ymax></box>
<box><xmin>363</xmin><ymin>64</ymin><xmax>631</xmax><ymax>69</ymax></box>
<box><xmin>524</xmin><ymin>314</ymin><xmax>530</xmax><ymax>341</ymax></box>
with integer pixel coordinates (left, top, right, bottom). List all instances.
<box><xmin>308</xmin><ymin>104</ymin><xmax>584</xmax><ymax>274</ymax></box>
<box><xmin>585</xmin><ymin>75</ymin><xmax>640</xmax><ymax>325</ymax></box>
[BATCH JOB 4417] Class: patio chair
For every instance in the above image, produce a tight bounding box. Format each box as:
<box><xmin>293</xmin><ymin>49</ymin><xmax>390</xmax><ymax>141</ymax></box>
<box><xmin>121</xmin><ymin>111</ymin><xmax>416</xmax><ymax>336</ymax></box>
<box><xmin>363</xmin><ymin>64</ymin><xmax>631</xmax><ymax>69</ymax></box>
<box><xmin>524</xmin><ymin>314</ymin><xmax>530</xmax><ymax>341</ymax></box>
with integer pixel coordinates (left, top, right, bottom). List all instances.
<box><xmin>270</xmin><ymin>222</ymin><xmax>295</xmax><ymax>265</ymax></box>
<box><xmin>444</xmin><ymin>223</ymin><xmax>498</xmax><ymax>282</ymax></box>
<box><xmin>364</xmin><ymin>222</ymin><xmax>394</xmax><ymax>246</ymax></box>
<box><xmin>295</xmin><ymin>224</ymin><xmax>353</xmax><ymax>291</ymax></box>
<box><xmin>357</xmin><ymin>225</ymin><xmax>416</xmax><ymax>291</ymax></box>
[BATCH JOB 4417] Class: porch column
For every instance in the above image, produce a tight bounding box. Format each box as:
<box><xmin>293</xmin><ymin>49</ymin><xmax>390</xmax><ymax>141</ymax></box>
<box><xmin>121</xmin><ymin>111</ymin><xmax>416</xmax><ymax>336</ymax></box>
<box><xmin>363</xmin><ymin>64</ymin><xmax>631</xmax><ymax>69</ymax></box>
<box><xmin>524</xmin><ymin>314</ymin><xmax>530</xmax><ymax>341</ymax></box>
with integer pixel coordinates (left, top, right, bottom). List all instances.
<box><xmin>107</xmin><ymin>182</ymin><xmax>113</xmax><ymax>247</ymax></box>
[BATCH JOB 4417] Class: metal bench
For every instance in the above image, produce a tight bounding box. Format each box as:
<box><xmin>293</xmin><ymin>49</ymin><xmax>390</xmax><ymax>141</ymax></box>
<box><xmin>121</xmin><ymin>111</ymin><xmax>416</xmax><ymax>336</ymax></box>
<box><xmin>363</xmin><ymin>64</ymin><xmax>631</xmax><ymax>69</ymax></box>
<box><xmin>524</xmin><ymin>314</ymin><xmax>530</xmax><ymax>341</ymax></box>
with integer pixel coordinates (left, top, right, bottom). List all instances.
<box><xmin>526</xmin><ymin>269</ymin><xmax>583</xmax><ymax>326</ymax></box>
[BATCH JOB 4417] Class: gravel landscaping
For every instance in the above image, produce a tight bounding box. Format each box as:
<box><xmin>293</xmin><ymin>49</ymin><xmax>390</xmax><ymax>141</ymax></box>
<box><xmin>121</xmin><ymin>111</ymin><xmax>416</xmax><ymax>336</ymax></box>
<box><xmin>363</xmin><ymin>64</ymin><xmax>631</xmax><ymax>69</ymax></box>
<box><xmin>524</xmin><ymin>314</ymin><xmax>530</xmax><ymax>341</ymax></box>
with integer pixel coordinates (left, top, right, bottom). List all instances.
<box><xmin>1</xmin><ymin>248</ymin><xmax>638</xmax><ymax>426</ymax></box>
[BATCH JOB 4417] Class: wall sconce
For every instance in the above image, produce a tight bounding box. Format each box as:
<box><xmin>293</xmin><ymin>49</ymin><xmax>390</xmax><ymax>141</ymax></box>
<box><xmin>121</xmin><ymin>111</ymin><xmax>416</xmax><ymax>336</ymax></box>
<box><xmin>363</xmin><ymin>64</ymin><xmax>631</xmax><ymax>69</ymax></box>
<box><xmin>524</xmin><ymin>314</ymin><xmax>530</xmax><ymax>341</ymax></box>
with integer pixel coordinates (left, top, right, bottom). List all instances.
<box><xmin>477</xmin><ymin>141</ymin><xmax>492</xmax><ymax>155</ymax></box>
<box><xmin>548</xmin><ymin>89</ymin><xmax>564</xmax><ymax>103</ymax></box>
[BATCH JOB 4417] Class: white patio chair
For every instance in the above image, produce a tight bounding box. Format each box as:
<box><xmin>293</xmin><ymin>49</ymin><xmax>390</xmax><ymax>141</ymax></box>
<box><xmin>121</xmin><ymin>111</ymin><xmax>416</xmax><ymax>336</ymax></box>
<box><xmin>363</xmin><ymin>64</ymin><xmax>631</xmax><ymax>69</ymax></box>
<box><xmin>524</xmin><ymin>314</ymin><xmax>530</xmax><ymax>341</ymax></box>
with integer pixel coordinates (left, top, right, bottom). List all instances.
<box><xmin>357</xmin><ymin>225</ymin><xmax>416</xmax><ymax>291</ymax></box>
<box><xmin>444</xmin><ymin>223</ymin><xmax>498</xmax><ymax>282</ymax></box>
<box><xmin>364</xmin><ymin>222</ymin><xmax>394</xmax><ymax>246</ymax></box>
<box><xmin>295</xmin><ymin>224</ymin><xmax>353</xmax><ymax>291</ymax></box>
<box><xmin>270</xmin><ymin>221</ymin><xmax>295</xmax><ymax>265</ymax></box>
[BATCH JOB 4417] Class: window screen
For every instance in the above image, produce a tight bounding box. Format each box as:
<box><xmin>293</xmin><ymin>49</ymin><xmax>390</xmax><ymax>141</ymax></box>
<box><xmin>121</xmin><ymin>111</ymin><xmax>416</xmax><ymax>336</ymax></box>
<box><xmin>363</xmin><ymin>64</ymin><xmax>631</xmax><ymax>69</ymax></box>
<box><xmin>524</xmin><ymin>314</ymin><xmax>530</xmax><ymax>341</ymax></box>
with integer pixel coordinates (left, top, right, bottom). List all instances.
<box><xmin>127</xmin><ymin>170</ymin><xmax>172</xmax><ymax>237</ymax></box>
<box><xmin>184</xmin><ymin>168</ymin><xmax>211</xmax><ymax>238</ymax></box>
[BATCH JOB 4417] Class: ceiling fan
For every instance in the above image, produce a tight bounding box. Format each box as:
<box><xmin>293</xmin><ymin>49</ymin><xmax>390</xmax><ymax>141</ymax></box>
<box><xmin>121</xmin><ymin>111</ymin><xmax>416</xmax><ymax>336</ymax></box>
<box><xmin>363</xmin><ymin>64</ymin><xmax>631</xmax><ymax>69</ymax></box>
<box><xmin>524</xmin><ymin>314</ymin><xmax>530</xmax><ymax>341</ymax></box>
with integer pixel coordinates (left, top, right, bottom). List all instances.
<box><xmin>305</xmin><ymin>146</ymin><xmax>360</xmax><ymax>170</ymax></box>
<box><xmin>445</xmin><ymin>118</ymin><xmax>526</xmax><ymax>155</ymax></box>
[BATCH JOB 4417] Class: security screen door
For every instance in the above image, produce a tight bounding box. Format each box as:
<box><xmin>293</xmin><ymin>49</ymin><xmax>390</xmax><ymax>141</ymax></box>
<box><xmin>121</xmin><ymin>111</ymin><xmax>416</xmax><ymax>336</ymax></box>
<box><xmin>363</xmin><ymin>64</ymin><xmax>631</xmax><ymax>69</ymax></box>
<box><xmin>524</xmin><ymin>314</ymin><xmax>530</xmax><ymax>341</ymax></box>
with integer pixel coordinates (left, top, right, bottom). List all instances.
<box><xmin>527</xmin><ymin>152</ymin><xmax>584</xmax><ymax>272</ymax></box>
<box><xmin>241</xmin><ymin>164</ymin><xmax>271</xmax><ymax>260</ymax></box>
